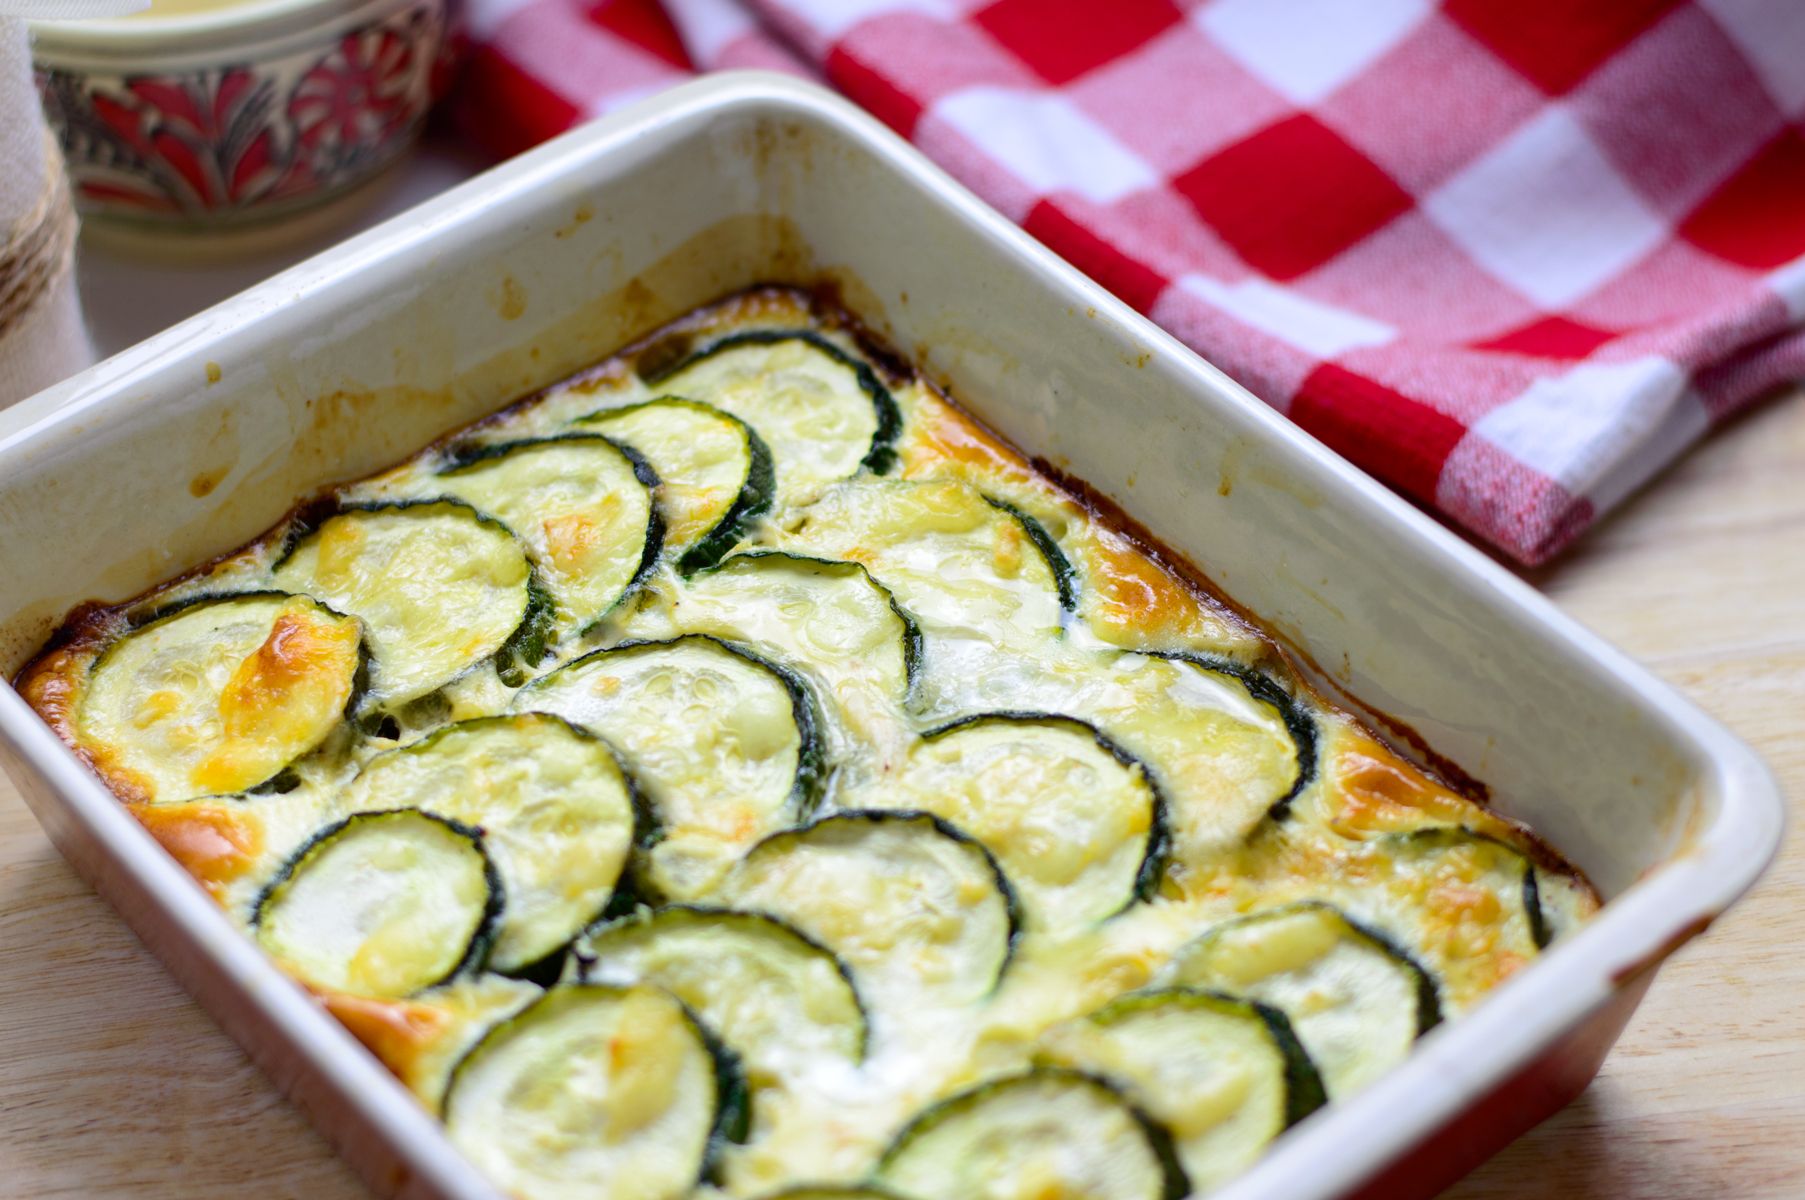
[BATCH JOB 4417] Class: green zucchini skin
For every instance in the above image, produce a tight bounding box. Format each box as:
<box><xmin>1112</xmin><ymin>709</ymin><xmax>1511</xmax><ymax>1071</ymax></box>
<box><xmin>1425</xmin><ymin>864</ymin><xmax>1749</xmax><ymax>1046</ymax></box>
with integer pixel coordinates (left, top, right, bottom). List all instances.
<box><xmin>438</xmin><ymin>433</ymin><xmax>666</xmax><ymax>637</ymax></box>
<box><xmin>574</xmin><ymin>903</ymin><xmax>872</xmax><ymax>1065</ymax></box>
<box><xmin>443</xmin><ymin>982</ymin><xmax>752</xmax><ymax>1190</ymax></box>
<box><xmin>983</xmin><ymin>497</ymin><xmax>1079</xmax><ymax>616</ymax></box>
<box><xmin>918</xmin><ymin>710</ymin><xmax>1171</xmax><ymax>913</ymax></box>
<box><xmin>876</xmin><ymin>1067</ymin><xmax>1189</xmax><ymax>1200</ymax></box>
<box><xmin>695</xmin><ymin>549</ymin><xmax>925</xmax><ymax>701</ymax></box>
<box><xmin>493</xmin><ymin>573</ymin><xmax>559</xmax><ymax>687</ymax></box>
<box><xmin>250</xmin><ymin>810</ymin><xmax>504</xmax><ymax>994</ymax></box>
<box><xmin>645</xmin><ymin>329</ymin><xmax>903</xmax><ymax>477</ymax></box>
<box><xmin>1147</xmin><ymin>650</ymin><xmax>1318</xmax><ymax>822</ymax></box>
<box><xmin>578</xmin><ymin>396</ymin><xmax>778</xmax><ymax>576</ymax></box>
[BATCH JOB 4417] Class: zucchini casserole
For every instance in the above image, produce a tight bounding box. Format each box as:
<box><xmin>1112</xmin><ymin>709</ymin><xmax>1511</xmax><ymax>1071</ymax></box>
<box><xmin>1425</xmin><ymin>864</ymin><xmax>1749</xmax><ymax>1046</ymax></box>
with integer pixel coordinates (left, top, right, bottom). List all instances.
<box><xmin>19</xmin><ymin>288</ymin><xmax>1597</xmax><ymax>1200</ymax></box>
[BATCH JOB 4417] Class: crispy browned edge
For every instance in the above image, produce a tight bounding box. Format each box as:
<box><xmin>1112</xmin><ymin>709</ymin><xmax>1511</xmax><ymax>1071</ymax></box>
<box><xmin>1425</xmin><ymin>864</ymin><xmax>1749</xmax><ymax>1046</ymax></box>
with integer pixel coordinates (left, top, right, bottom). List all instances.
<box><xmin>12</xmin><ymin>282</ymin><xmax>1598</xmax><ymax>983</ymax></box>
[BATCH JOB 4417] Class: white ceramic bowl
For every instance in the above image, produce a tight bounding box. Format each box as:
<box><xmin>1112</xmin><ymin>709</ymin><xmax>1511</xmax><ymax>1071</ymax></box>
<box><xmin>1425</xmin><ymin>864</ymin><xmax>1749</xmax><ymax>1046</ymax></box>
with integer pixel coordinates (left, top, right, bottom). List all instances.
<box><xmin>32</xmin><ymin>0</ymin><xmax>453</xmax><ymax>230</ymax></box>
<box><xmin>0</xmin><ymin>74</ymin><xmax>1783</xmax><ymax>1200</ymax></box>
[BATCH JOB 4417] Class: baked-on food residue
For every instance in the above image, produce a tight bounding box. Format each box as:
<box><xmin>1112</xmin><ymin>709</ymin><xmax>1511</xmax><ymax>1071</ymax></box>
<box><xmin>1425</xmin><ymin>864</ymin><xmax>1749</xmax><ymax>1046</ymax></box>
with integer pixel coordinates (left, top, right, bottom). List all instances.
<box><xmin>18</xmin><ymin>287</ymin><xmax>1598</xmax><ymax>1200</ymax></box>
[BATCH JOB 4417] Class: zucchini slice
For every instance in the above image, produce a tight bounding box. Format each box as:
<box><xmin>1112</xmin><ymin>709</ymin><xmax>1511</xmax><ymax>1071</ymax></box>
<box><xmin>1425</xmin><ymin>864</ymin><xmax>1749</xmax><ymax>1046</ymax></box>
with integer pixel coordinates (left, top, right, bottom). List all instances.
<box><xmin>875</xmin><ymin>1067</ymin><xmax>1187</xmax><ymax>1200</ymax></box>
<box><xmin>677</xmin><ymin>551</ymin><xmax>921</xmax><ymax>702</ymax></box>
<box><xmin>574</xmin><ymin>905</ymin><xmax>867</xmax><ymax>1085</ymax></box>
<box><xmin>577</xmin><ymin>398</ymin><xmax>773</xmax><ymax>574</ymax></box>
<box><xmin>513</xmin><ymin>635</ymin><xmax>824</xmax><ymax>900</ymax></box>
<box><xmin>445</xmin><ymin>983</ymin><xmax>747</xmax><ymax>1200</ymax></box>
<box><xmin>76</xmin><ymin>592</ymin><xmax>362</xmax><ymax>803</ymax></box>
<box><xmin>647</xmin><ymin>329</ymin><xmax>901</xmax><ymax>499</ymax></box>
<box><xmin>873</xmin><ymin>713</ymin><xmax>1165</xmax><ymax>933</ymax></box>
<box><xmin>780</xmin><ymin>479</ymin><xmax>1066</xmax><ymax>645</ymax></box>
<box><xmin>1378</xmin><ymin>827</ymin><xmax>1547</xmax><ymax>1001</ymax></box>
<box><xmin>1161</xmin><ymin>901</ymin><xmax>1439</xmax><ymax>1099</ymax></box>
<box><xmin>717</xmin><ymin>811</ymin><xmax>1018</xmax><ymax>1010</ymax></box>
<box><xmin>1039</xmin><ymin>989</ymin><xmax>1324</xmax><ymax>1192</ymax></box>
<box><xmin>272</xmin><ymin>501</ymin><xmax>539</xmax><ymax>706</ymax></box>
<box><xmin>436</xmin><ymin>435</ymin><xmax>661</xmax><ymax>637</ymax></box>
<box><xmin>1095</xmin><ymin>652</ymin><xmax>1312</xmax><ymax>860</ymax></box>
<box><xmin>340</xmin><ymin>714</ymin><xmax>642</xmax><ymax>975</ymax></box>
<box><xmin>253</xmin><ymin>810</ymin><xmax>501</xmax><ymax>998</ymax></box>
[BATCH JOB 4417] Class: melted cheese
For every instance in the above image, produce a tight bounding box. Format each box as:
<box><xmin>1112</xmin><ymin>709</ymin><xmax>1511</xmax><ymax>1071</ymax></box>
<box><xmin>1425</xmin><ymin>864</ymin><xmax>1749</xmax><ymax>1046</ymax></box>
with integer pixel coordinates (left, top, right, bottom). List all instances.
<box><xmin>24</xmin><ymin>288</ymin><xmax>1600</xmax><ymax>1200</ymax></box>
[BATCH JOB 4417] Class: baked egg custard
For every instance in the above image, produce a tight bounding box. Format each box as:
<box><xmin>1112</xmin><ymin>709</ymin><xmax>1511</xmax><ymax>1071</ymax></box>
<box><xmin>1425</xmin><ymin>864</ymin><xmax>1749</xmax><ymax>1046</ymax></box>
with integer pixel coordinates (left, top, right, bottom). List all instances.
<box><xmin>19</xmin><ymin>288</ymin><xmax>1598</xmax><ymax>1199</ymax></box>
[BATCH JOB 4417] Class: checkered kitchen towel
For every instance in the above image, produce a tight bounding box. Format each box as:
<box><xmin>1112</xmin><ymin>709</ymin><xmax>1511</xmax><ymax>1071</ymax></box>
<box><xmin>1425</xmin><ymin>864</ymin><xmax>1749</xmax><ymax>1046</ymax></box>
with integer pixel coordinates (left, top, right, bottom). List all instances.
<box><xmin>451</xmin><ymin>0</ymin><xmax>1805</xmax><ymax>565</ymax></box>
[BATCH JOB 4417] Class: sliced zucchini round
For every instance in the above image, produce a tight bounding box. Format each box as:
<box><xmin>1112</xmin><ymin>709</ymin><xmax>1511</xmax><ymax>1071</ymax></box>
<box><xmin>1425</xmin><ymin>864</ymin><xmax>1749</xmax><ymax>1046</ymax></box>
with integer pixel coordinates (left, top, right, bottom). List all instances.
<box><xmin>678</xmin><ymin>551</ymin><xmax>920</xmax><ymax>702</ymax></box>
<box><xmin>779</xmin><ymin>479</ymin><xmax>1066</xmax><ymax>645</ymax></box>
<box><xmin>253</xmin><ymin>810</ymin><xmax>501</xmax><ymax>998</ymax></box>
<box><xmin>647</xmin><ymin>329</ymin><xmax>901</xmax><ymax>500</ymax></box>
<box><xmin>512</xmin><ymin>635</ymin><xmax>824</xmax><ymax>900</ymax></box>
<box><xmin>875</xmin><ymin>1067</ymin><xmax>1187</xmax><ymax>1200</ymax></box>
<box><xmin>1039</xmin><ymin>989</ymin><xmax>1324</xmax><ymax>1193</ymax></box>
<box><xmin>445</xmin><ymin>983</ymin><xmax>747</xmax><ymax>1200</ymax></box>
<box><xmin>874</xmin><ymin>713</ymin><xmax>1165</xmax><ymax>933</ymax></box>
<box><xmin>76</xmin><ymin>592</ymin><xmax>363</xmax><ymax>803</ymax></box>
<box><xmin>1093</xmin><ymin>652</ymin><xmax>1313</xmax><ymax>860</ymax></box>
<box><xmin>575</xmin><ymin>905</ymin><xmax>867</xmax><ymax>1085</ymax></box>
<box><xmin>272</xmin><ymin>501</ymin><xmax>539</xmax><ymax>706</ymax></box>
<box><xmin>717</xmin><ymin>811</ymin><xmax>1017</xmax><ymax>1010</ymax></box>
<box><xmin>1378</xmin><ymin>827</ymin><xmax>1547</xmax><ymax>1003</ymax></box>
<box><xmin>1161</xmin><ymin>901</ymin><xmax>1439</xmax><ymax>1099</ymax></box>
<box><xmin>436</xmin><ymin>435</ymin><xmax>661</xmax><ymax>639</ymax></box>
<box><xmin>576</xmin><ymin>398</ymin><xmax>774</xmax><ymax>573</ymax></box>
<box><xmin>340</xmin><ymin>713</ymin><xmax>642</xmax><ymax>975</ymax></box>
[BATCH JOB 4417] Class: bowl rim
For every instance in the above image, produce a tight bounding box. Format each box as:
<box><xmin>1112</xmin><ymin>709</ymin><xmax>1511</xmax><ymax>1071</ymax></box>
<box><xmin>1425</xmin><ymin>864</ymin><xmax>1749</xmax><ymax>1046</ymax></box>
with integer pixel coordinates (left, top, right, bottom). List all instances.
<box><xmin>30</xmin><ymin>0</ymin><xmax>424</xmax><ymax>59</ymax></box>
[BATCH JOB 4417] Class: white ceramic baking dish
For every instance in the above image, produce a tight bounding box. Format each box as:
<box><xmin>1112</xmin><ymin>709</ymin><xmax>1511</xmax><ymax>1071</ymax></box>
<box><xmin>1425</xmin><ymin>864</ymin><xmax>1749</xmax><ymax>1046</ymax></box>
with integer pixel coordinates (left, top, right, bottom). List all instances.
<box><xmin>0</xmin><ymin>74</ymin><xmax>1783</xmax><ymax>1200</ymax></box>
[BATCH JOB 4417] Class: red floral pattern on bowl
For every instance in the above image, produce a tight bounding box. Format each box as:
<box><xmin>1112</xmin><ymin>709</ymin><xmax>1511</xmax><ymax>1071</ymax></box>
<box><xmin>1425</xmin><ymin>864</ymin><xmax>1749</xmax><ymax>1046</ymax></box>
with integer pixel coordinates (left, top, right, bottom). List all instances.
<box><xmin>35</xmin><ymin>0</ymin><xmax>452</xmax><ymax>226</ymax></box>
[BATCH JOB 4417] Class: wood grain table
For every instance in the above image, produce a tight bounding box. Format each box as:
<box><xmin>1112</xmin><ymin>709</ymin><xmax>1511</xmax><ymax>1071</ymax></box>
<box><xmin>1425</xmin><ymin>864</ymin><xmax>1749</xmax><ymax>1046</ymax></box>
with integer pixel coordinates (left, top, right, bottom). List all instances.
<box><xmin>1</xmin><ymin>376</ymin><xmax>1799</xmax><ymax>1197</ymax></box>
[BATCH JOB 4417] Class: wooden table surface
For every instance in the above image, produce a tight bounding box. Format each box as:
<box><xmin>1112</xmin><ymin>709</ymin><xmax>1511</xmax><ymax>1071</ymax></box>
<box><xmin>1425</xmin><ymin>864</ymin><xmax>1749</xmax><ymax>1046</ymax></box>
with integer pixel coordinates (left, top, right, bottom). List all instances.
<box><xmin>1</xmin><ymin>383</ymin><xmax>1799</xmax><ymax>1198</ymax></box>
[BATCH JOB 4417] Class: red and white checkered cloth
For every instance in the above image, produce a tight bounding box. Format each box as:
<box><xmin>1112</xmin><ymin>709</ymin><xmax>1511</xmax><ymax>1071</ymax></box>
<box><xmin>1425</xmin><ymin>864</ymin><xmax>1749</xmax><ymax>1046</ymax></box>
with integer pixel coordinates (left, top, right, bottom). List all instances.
<box><xmin>450</xmin><ymin>0</ymin><xmax>1805</xmax><ymax>565</ymax></box>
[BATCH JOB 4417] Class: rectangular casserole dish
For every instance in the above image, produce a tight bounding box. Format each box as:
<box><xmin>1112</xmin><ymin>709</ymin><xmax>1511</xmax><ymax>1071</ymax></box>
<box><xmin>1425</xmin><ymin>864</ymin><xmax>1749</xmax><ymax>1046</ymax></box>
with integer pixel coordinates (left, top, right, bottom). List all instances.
<box><xmin>0</xmin><ymin>73</ymin><xmax>1782</xmax><ymax>1200</ymax></box>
